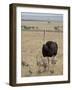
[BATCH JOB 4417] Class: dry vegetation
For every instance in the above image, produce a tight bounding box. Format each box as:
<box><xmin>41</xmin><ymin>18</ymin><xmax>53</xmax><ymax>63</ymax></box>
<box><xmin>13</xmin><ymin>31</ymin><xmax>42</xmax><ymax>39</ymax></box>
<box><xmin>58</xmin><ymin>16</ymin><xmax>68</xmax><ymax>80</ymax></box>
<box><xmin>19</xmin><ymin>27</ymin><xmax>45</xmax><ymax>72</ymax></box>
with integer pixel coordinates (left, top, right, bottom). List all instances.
<box><xmin>21</xmin><ymin>21</ymin><xmax>63</xmax><ymax>77</ymax></box>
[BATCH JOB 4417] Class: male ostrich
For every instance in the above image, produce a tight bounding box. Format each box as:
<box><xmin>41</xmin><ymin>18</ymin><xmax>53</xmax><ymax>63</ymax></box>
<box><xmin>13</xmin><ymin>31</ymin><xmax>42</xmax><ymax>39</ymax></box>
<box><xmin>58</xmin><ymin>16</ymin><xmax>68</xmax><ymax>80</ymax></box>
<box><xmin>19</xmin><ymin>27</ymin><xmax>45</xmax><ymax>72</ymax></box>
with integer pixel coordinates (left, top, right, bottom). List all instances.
<box><xmin>42</xmin><ymin>41</ymin><xmax>58</xmax><ymax>71</ymax></box>
<box><xmin>41</xmin><ymin>30</ymin><xmax>58</xmax><ymax>72</ymax></box>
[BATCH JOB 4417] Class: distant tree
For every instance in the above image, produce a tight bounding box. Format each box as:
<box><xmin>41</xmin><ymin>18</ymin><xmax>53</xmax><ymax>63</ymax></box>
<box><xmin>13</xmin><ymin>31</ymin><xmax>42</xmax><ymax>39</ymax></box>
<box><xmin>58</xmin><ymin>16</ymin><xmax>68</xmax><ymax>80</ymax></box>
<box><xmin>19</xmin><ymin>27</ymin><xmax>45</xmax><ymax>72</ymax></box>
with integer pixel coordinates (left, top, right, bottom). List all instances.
<box><xmin>24</xmin><ymin>26</ymin><xmax>31</xmax><ymax>30</ymax></box>
<box><xmin>32</xmin><ymin>26</ymin><xmax>35</xmax><ymax>29</ymax></box>
<box><xmin>54</xmin><ymin>26</ymin><xmax>59</xmax><ymax>31</ymax></box>
<box><xmin>24</xmin><ymin>26</ymin><xmax>27</xmax><ymax>29</ymax></box>
<box><xmin>47</xmin><ymin>21</ymin><xmax>50</xmax><ymax>23</ymax></box>
<box><xmin>36</xmin><ymin>26</ymin><xmax>38</xmax><ymax>30</ymax></box>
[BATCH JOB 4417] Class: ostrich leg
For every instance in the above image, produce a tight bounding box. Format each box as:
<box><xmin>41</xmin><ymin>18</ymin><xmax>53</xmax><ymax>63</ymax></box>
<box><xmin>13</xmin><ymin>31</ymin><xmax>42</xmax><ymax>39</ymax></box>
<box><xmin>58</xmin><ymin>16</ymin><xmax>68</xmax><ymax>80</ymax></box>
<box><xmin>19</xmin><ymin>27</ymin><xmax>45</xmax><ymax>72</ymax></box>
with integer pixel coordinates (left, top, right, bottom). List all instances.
<box><xmin>47</xmin><ymin>57</ymin><xmax>49</xmax><ymax>71</ymax></box>
<box><xmin>51</xmin><ymin>56</ymin><xmax>56</xmax><ymax>64</ymax></box>
<box><xmin>51</xmin><ymin>56</ymin><xmax>54</xmax><ymax>64</ymax></box>
<box><xmin>50</xmin><ymin>56</ymin><xmax>56</xmax><ymax>73</ymax></box>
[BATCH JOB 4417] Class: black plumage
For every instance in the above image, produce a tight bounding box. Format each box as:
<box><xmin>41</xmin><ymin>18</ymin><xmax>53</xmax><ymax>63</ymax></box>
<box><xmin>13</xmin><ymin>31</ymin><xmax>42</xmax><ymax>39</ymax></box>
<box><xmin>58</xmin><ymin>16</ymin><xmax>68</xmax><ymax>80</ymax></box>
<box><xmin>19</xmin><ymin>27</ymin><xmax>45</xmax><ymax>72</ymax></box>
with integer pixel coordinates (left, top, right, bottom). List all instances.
<box><xmin>42</xmin><ymin>41</ymin><xmax>58</xmax><ymax>57</ymax></box>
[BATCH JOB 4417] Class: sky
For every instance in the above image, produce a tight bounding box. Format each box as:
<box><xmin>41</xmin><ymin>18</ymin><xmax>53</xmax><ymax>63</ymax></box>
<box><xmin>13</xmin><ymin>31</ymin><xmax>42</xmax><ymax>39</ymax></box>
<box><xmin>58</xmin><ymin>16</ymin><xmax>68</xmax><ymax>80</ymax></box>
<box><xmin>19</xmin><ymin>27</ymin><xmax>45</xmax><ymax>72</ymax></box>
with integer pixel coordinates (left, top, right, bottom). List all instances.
<box><xmin>21</xmin><ymin>12</ymin><xmax>63</xmax><ymax>22</ymax></box>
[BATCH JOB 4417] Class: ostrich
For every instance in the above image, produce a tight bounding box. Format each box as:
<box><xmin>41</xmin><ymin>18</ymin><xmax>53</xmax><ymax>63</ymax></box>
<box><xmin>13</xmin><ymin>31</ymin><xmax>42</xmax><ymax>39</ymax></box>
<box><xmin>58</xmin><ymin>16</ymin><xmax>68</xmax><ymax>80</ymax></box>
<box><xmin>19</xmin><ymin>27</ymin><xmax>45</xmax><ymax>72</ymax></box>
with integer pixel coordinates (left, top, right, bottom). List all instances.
<box><xmin>42</xmin><ymin>30</ymin><xmax>58</xmax><ymax>72</ymax></box>
<box><xmin>42</xmin><ymin>41</ymin><xmax>58</xmax><ymax>72</ymax></box>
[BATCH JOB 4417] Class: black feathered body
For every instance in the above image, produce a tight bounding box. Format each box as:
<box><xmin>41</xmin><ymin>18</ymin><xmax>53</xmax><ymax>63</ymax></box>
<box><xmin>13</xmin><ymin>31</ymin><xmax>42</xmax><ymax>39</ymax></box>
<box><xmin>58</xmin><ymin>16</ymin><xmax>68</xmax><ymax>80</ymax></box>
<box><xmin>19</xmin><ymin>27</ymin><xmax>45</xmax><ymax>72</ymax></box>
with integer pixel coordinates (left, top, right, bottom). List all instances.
<box><xmin>42</xmin><ymin>41</ymin><xmax>58</xmax><ymax>57</ymax></box>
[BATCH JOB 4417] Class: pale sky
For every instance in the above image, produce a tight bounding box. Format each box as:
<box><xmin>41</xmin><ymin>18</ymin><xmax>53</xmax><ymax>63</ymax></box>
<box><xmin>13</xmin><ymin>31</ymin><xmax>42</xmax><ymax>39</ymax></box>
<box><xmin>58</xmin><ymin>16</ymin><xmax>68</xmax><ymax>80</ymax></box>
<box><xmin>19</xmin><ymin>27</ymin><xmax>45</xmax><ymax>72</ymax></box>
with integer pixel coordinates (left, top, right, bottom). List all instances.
<box><xmin>21</xmin><ymin>12</ymin><xmax>63</xmax><ymax>22</ymax></box>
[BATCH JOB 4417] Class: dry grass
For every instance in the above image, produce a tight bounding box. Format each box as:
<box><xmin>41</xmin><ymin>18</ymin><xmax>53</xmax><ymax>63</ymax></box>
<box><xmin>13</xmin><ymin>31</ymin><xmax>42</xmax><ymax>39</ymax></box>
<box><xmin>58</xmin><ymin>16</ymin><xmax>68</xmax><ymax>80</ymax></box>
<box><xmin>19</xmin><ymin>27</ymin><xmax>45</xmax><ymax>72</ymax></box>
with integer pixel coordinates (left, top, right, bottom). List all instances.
<box><xmin>21</xmin><ymin>21</ymin><xmax>63</xmax><ymax>77</ymax></box>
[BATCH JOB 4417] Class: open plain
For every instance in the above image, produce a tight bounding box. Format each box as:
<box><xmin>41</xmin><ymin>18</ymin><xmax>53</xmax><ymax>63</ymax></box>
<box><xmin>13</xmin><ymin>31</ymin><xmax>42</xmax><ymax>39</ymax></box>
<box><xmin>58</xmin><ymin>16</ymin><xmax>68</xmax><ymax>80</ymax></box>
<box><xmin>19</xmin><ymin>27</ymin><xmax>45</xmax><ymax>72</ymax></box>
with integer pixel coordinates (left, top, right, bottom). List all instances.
<box><xmin>21</xmin><ymin>21</ymin><xmax>63</xmax><ymax>77</ymax></box>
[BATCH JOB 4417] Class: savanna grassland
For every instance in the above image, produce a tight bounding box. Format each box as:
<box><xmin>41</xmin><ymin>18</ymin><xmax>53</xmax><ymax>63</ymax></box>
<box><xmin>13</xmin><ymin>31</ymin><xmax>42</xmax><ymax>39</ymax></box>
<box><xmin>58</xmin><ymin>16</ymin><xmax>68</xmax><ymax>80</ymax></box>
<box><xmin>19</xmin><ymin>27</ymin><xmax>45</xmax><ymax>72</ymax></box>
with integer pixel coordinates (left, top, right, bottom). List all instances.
<box><xmin>21</xmin><ymin>21</ymin><xmax>63</xmax><ymax>77</ymax></box>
